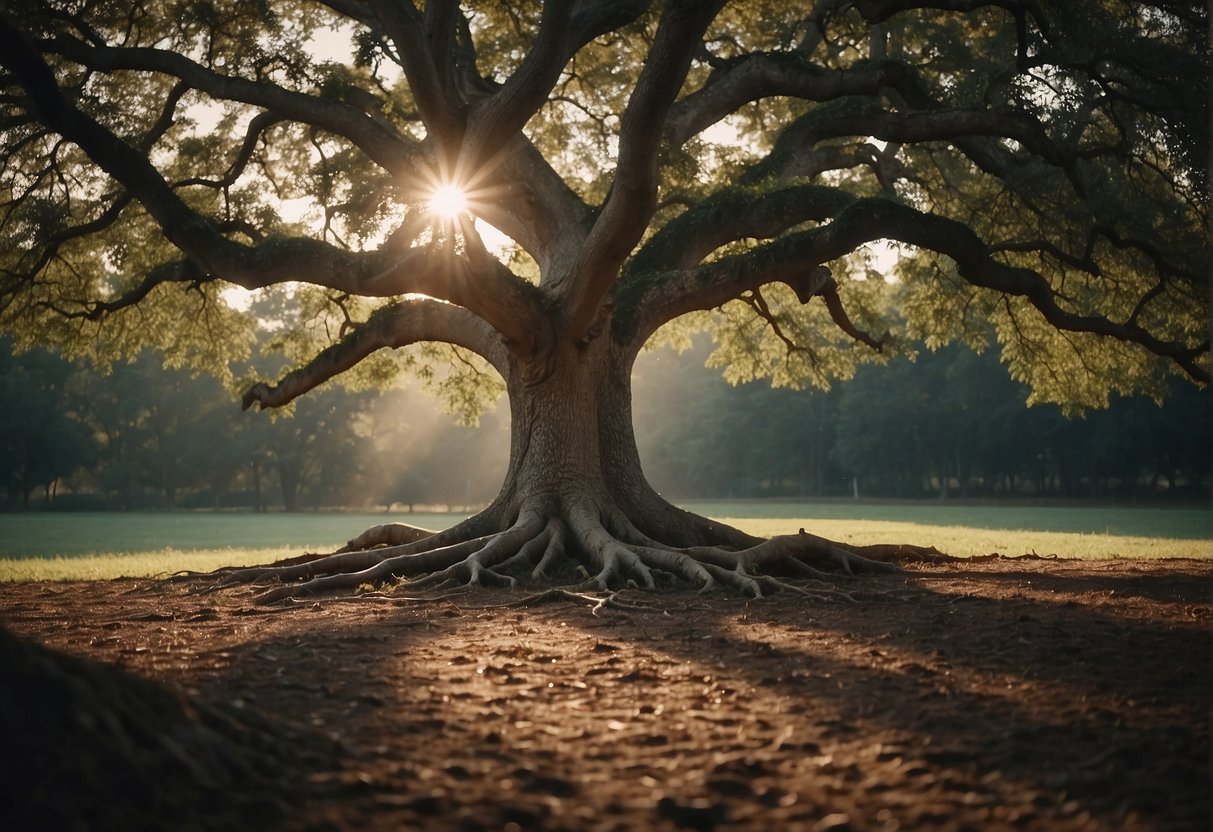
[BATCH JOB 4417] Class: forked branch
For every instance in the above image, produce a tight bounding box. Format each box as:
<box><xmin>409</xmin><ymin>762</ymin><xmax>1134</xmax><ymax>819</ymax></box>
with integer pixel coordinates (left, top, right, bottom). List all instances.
<box><xmin>624</xmin><ymin>195</ymin><xmax>1208</xmax><ymax>383</ymax></box>
<box><xmin>560</xmin><ymin>0</ymin><xmax>726</xmax><ymax>343</ymax></box>
<box><xmin>38</xmin><ymin>29</ymin><xmax>425</xmax><ymax>177</ymax></box>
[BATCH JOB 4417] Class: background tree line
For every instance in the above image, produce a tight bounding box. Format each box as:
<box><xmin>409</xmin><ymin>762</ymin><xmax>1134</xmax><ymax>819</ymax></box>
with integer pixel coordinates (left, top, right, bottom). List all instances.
<box><xmin>0</xmin><ymin>334</ymin><xmax>510</xmax><ymax>512</ymax></box>
<box><xmin>2</xmin><ymin>334</ymin><xmax>1207</xmax><ymax>511</ymax></box>
<box><xmin>635</xmin><ymin>339</ymin><xmax>1209</xmax><ymax>503</ymax></box>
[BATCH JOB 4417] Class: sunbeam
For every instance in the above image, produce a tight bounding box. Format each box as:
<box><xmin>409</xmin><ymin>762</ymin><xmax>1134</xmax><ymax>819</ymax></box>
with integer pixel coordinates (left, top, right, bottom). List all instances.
<box><xmin>429</xmin><ymin>184</ymin><xmax>468</xmax><ymax>219</ymax></box>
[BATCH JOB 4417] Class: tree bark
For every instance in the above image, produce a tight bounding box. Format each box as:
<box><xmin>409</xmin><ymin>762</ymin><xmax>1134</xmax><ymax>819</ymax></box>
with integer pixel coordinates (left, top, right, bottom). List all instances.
<box><xmin>193</xmin><ymin>325</ymin><xmax>937</xmax><ymax>604</ymax></box>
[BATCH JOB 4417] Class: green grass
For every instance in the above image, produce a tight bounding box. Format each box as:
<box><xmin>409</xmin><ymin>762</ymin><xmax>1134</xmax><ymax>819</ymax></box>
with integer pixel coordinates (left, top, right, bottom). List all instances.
<box><xmin>681</xmin><ymin>500</ymin><xmax>1211</xmax><ymax>540</ymax></box>
<box><xmin>0</xmin><ymin>503</ymin><xmax>1208</xmax><ymax>582</ymax></box>
<box><xmin>0</xmin><ymin>512</ymin><xmax>467</xmax><ymax>558</ymax></box>
<box><xmin>0</xmin><ymin>547</ymin><xmax>302</xmax><ymax>583</ymax></box>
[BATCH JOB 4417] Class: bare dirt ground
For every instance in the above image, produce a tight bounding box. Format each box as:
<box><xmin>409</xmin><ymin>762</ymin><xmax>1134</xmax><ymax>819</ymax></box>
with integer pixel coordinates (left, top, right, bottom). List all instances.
<box><xmin>2</xmin><ymin>556</ymin><xmax>1210</xmax><ymax>832</ymax></box>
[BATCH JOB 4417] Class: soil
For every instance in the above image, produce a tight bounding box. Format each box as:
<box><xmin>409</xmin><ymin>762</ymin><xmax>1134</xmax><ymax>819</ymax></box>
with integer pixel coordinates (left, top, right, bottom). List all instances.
<box><xmin>1</xmin><ymin>556</ymin><xmax>1210</xmax><ymax>832</ymax></box>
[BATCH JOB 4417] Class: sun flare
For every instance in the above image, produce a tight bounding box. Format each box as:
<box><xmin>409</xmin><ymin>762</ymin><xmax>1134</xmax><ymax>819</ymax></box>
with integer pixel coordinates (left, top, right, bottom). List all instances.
<box><xmin>429</xmin><ymin>184</ymin><xmax>468</xmax><ymax>219</ymax></box>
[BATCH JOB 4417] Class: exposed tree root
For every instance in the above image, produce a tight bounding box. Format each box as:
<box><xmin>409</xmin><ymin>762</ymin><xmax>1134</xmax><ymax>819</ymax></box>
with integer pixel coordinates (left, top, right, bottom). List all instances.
<box><xmin>170</xmin><ymin>503</ymin><xmax>950</xmax><ymax>606</ymax></box>
<box><xmin>335</xmin><ymin>522</ymin><xmax>440</xmax><ymax>553</ymax></box>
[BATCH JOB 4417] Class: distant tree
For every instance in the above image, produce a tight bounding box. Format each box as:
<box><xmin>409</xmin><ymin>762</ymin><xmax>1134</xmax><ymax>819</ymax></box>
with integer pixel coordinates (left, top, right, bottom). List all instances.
<box><xmin>69</xmin><ymin>354</ymin><xmax>153</xmax><ymax>509</ymax></box>
<box><xmin>632</xmin><ymin>342</ymin><xmax>738</xmax><ymax>499</ymax></box>
<box><xmin>65</xmin><ymin>351</ymin><xmax>226</xmax><ymax>507</ymax></box>
<box><xmin>0</xmin><ymin>3</ymin><xmax>1206</xmax><ymax>596</ymax></box>
<box><xmin>177</xmin><ymin>400</ymin><xmax>263</xmax><ymax>509</ymax></box>
<box><xmin>1151</xmin><ymin>382</ymin><xmax>1212</xmax><ymax>496</ymax></box>
<box><xmin>835</xmin><ymin>352</ymin><xmax>937</xmax><ymax>496</ymax></box>
<box><xmin>833</xmin><ymin>344</ymin><xmax>1211</xmax><ymax>499</ymax></box>
<box><xmin>835</xmin><ymin>345</ymin><xmax>1038</xmax><ymax>497</ymax></box>
<box><xmin>261</xmin><ymin>384</ymin><xmax>374</xmax><ymax>510</ymax></box>
<box><xmin>635</xmin><ymin>337</ymin><xmax>845</xmax><ymax>499</ymax></box>
<box><xmin>0</xmin><ymin>342</ymin><xmax>94</xmax><ymax>508</ymax></box>
<box><xmin>385</xmin><ymin>469</ymin><xmax>428</xmax><ymax>513</ymax></box>
<box><xmin>1052</xmin><ymin>379</ymin><xmax>1211</xmax><ymax>499</ymax></box>
<box><xmin>136</xmin><ymin>361</ymin><xmax>230</xmax><ymax>508</ymax></box>
<box><xmin>357</xmin><ymin>381</ymin><xmax>508</xmax><ymax>510</ymax></box>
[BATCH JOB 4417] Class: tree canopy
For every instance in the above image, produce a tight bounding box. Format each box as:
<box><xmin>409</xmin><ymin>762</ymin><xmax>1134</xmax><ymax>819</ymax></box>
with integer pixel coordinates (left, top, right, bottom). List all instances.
<box><xmin>0</xmin><ymin>1</ymin><xmax>1206</xmax><ymax>407</ymax></box>
<box><xmin>0</xmin><ymin>1</ymin><xmax>1207</xmax><ymax>596</ymax></box>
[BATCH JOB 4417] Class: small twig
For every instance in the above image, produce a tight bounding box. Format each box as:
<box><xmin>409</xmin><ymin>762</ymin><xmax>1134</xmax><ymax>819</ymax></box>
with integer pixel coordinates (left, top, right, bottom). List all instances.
<box><xmin>465</xmin><ymin>587</ymin><xmax>656</xmax><ymax>615</ymax></box>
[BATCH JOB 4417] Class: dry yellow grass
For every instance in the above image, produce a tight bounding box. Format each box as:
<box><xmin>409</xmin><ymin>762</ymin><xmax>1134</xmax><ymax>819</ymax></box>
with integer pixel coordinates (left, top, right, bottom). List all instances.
<box><xmin>0</xmin><ymin>548</ymin><xmax>292</xmax><ymax>583</ymax></box>
<box><xmin>729</xmin><ymin>518</ymin><xmax>1213</xmax><ymax>560</ymax></box>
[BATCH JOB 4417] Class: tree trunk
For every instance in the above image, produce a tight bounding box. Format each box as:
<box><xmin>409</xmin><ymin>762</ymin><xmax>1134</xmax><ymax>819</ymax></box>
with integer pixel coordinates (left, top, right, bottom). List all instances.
<box><xmin>278</xmin><ymin>459</ymin><xmax>300</xmax><ymax>513</ymax></box>
<box><xmin>250</xmin><ymin>459</ymin><xmax>264</xmax><ymax>513</ymax></box>
<box><xmin>201</xmin><ymin>335</ymin><xmax>928</xmax><ymax>602</ymax></box>
<box><xmin>490</xmin><ymin>337</ymin><xmax>748</xmax><ymax>549</ymax></box>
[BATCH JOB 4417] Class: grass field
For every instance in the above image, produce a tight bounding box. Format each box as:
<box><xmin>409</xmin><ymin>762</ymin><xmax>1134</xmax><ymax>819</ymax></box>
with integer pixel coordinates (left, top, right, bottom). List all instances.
<box><xmin>0</xmin><ymin>502</ymin><xmax>1208</xmax><ymax>582</ymax></box>
<box><xmin>680</xmin><ymin>500</ymin><xmax>1211</xmax><ymax>539</ymax></box>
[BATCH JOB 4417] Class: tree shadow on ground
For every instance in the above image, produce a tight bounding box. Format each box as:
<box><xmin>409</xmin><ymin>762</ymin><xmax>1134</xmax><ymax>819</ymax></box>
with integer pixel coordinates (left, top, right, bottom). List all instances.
<box><xmin>184</xmin><ymin>559</ymin><xmax>1210</xmax><ymax>830</ymax></box>
<box><xmin>924</xmin><ymin>557</ymin><xmax>1213</xmax><ymax>605</ymax></box>
<box><xmin>532</xmin><ymin>561</ymin><xmax>1211</xmax><ymax>830</ymax></box>
<box><xmin>1</xmin><ymin>560</ymin><xmax>1208</xmax><ymax>831</ymax></box>
<box><xmin>0</xmin><ymin>623</ymin><xmax>340</xmax><ymax>832</ymax></box>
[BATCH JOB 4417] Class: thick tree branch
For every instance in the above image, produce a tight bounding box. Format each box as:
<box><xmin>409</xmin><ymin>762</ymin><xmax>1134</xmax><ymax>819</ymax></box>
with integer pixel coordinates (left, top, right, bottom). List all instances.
<box><xmin>865</xmin><ymin>206</ymin><xmax>1208</xmax><ymax>380</ymax></box>
<box><xmin>753</xmin><ymin>97</ymin><xmax>1201</xmax><ymax>293</ymax></box>
<box><xmin>47</xmin><ymin>258</ymin><xmax>205</xmax><ymax>321</ymax></box>
<box><xmin>173</xmin><ymin>111</ymin><xmax>283</xmax><ymax>191</ymax></box>
<box><xmin>0</xmin><ymin>20</ymin><xmax>239</xmax><ymax>264</ymax></box>
<box><xmin>749</xmin><ymin>98</ymin><xmax>1069</xmax><ymax>185</ymax></box>
<box><xmin>459</xmin><ymin>1</ymin><xmax>574</xmax><ymax>168</ymax></box>
<box><xmin>369</xmin><ymin>0</ymin><xmax>465</xmax><ymax>147</ymax></box>
<box><xmin>666</xmin><ymin>56</ymin><xmax>910</xmax><ymax>147</ymax></box>
<box><xmin>242</xmin><ymin>297</ymin><xmax>508</xmax><ymax>410</ymax></box>
<box><xmin>462</xmin><ymin>0</ymin><xmax>652</xmax><ymax>171</ymax></box>
<box><xmin>316</xmin><ymin>0</ymin><xmax>374</xmax><ymax>27</ymax></box>
<box><xmin>475</xmin><ymin>137</ymin><xmax>594</xmax><ymax>276</ymax></box>
<box><xmin>40</xmin><ymin>32</ymin><xmax>424</xmax><ymax>179</ymax></box>
<box><xmin>139</xmin><ymin>79</ymin><xmax>190</xmax><ymax>151</ymax></box>
<box><xmin>568</xmin><ymin>0</ymin><xmax>655</xmax><ymax>41</ymax></box>
<box><xmin>853</xmin><ymin>0</ymin><xmax>1039</xmax><ymax>26</ymax></box>
<box><xmin>0</xmin><ymin>18</ymin><xmax>542</xmax><ymax>348</ymax></box>
<box><xmin>231</xmin><ymin>239</ymin><xmax>541</xmax><ymax>351</ymax></box>
<box><xmin>629</xmin><ymin>184</ymin><xmax>855</xmax><ymax>276</ymax></box>
<box><xmin>668</xmin><ymin>48</ymin><xmax>1109</xmax><ymax>211</ymax></box>
<box><xmin>558</xmin><ymin>0</ymin><xmax>725</xmax><ymax>343</ymax></box>
<box><xmin>622</xmin><ymin>197</ymin><xmax>1208</xmax><ymax>383</ymax></box>
<box><xmin>423</xmin><ymin>0</ymin><xmax>462</xmax><ymax>113</ymax></box>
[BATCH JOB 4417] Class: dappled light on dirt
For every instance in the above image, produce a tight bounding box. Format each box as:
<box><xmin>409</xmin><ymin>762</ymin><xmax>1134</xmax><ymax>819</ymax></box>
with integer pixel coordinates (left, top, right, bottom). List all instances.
<box><xmin>1</xmin><ymin>557</ymin><xmax>1209</xmax><ymax>830</ymax></box>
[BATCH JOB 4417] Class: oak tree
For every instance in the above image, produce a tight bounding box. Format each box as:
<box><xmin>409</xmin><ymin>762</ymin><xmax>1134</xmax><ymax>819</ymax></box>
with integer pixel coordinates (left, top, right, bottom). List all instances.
<box><xmin>1</xmin><ymin>1</ymin><xmax>1206</xmax><ymax>598</ymax></box>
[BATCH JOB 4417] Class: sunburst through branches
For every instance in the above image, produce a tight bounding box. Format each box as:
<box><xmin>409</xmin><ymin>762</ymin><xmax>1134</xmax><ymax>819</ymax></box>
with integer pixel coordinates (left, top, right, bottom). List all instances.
<box><xmin>428</xmin><ymin>184</ymin><xmax>468</xmax><ymax>219</ymax></box>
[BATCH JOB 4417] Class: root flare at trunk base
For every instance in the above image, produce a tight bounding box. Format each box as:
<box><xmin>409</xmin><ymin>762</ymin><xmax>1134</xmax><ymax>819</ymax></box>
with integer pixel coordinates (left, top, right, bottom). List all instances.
<box><xmin>172</xmin><ymin>504</ymin><xmax>949</xmax><ymax>605</ymax></box>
